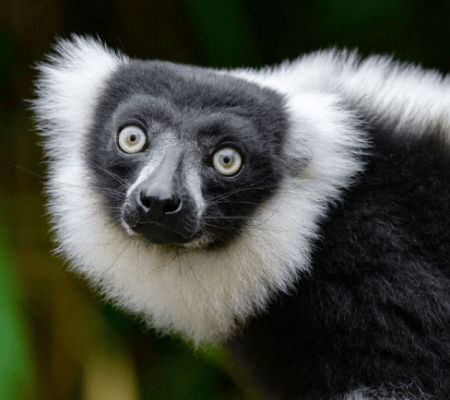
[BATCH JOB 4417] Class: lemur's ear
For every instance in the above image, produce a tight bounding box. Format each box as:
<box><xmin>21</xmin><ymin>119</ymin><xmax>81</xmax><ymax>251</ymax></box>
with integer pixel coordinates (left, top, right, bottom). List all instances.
<box><xmin>33</xmin><ymin>35</ymin><xmax>128</xmax><ymax>161</ymax></box>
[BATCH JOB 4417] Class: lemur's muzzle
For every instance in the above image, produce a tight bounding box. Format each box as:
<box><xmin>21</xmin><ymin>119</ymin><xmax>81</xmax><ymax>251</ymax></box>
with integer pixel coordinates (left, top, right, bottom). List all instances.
<box><xmin>122</xmin><ymin>151</ymin><xmax>200</xmax><ymax>244</ymax></box>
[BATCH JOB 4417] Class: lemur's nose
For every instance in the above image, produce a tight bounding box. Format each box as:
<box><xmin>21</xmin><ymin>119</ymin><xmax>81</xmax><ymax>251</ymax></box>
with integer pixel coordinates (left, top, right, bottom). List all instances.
<box><xmin>124</xmin><ymin>178</ymin><xmax>189</xmax><ymax>244</ymax></box>
<box><xmin>132</xmin><ymin>148</ymin><xmax>183</xmax><ymax>222</ymax></box>
<box><xmin>122</xmin><ymin>148</ymin><xmax>197</xmax><ymax>244</ymax></box>
<box><xmin>137</xmin><ymin>187</ymin><xmax>182</xmax><ymax>220</ymax></box>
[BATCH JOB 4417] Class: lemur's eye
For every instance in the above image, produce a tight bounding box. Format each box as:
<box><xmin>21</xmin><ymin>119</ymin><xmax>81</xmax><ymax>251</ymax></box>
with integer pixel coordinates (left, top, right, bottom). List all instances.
<box><xmin>213</xmin><ymin>147</ymin><xmax>242</xmax><ymax>176</ymax></box>
<box><xmin>118</xmin><ymin>126</ymin><xmax>147</xmax><ymax>153</ymax></box>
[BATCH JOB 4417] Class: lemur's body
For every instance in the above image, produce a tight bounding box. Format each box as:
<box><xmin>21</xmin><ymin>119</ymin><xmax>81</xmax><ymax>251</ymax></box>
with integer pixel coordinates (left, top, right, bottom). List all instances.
<box><xmin>230</xmin><ymin>128</ymin><xmax>450</xmax><ymax>399</ymax></box>
<box><xmin>34</xmin><ymin>37</ymin><xmax>450</xmax><ymax>399</ymax></box>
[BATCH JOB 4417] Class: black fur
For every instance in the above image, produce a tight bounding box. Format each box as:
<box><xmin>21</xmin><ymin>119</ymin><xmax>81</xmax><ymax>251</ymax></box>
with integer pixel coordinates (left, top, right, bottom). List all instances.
<box><xmin>228</xmin><ymin>125</ymin><xmax>450</xmax><ymax>399</ymax></box>
<box><xmin>86</xmin><ymin>62</ymin><xmax>450</xmax><ymax>398</ymax></box>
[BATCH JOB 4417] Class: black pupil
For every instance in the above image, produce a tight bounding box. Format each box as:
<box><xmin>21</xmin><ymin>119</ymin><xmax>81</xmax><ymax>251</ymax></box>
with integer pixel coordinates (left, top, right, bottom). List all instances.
<box><xmin>130</xmin><ymin>134</ymin><xmax>137</xmax><ymax>142</ymax></box>
<box><xmin>223</xmin><ymin>156</ymin><xmax>231</xmax><ymax>165</ymax></box>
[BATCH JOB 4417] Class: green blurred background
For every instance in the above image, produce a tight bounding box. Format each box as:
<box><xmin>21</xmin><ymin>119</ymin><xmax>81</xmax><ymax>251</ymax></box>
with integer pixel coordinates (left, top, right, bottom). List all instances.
<box><xmin>0</xmin><ymin>0</ymin><xmax>449</xmax><ymax>399</ymax></box>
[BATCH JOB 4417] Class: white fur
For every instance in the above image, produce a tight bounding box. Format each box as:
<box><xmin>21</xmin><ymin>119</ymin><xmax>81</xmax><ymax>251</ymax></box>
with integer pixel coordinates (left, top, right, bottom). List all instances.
<box><xmin>34</xmin><ymin>37</ymin><xmax>448</xmax><ymax>344</ymax></box>
<box><xmin>34</xmin><ymin>36</ymin><xmax>129</xmax><ymax>161</ymax></box>
<box><xmin>231</xmin><ymin>50</ymin><xmax>450</xmax><ymax>139</ymax></box>
<box><xmin>343</xmin><ymin>387</ymin><xmax>434</xmax><ymax>400</ymax></box>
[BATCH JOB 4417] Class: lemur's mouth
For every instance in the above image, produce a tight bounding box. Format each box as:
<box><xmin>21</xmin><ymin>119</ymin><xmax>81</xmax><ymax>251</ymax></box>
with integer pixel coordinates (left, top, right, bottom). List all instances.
<box><xmin>132</xmin><ymin>222</ymin><xmax>202</xmax><ymax>245</ymax></box>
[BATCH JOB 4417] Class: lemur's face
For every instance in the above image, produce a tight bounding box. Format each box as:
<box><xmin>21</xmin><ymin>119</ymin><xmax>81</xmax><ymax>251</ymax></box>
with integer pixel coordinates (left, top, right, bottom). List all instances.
<box><xmin>87</xmin><ymin>61</ymin><xmax>288</xmax><ymax>249</ymax></box>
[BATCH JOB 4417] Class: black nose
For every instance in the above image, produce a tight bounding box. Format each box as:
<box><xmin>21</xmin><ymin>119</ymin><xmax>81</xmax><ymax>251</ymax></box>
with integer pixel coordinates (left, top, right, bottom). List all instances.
<box><xmin>124</xmin><ymin>182</ymin><xmax>191</xmax><ymax>244</ymax></box>
<box><xmin>137</xmin><ymin>189</ymin><xmax>182</xmax><ymax>221</ymax></box>
<box><xmin>122</xmin><ymin>150</ymin><xmax>199</xmax><ymax>244</ymax></box>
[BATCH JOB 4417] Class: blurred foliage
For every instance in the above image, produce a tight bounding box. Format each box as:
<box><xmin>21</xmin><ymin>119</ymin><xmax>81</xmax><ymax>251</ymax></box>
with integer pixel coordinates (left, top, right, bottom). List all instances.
<box><xmin>0</xmin><ymin>222</ymin><xmax>34</xmax><ymax>400</ymax></box>
<box><xmin>0</xmin><ymin>0</ymin><xmax>449</xmax><ymax>399</ymax></box>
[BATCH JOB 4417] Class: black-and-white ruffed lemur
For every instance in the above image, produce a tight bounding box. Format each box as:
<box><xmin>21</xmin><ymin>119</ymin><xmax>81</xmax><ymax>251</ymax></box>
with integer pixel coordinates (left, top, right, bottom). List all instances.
<box><xmin>33</xmin><ymin>36</ymin><xmax>450</xmax><ymax>400</ymax></box>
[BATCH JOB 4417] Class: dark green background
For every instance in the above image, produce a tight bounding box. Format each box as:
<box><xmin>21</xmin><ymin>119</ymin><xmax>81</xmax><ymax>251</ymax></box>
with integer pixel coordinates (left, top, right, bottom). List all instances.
<box><xmin>1</xmin><ymin>1</ymin><xmax>449</xmax><ymax>399</ymax></box>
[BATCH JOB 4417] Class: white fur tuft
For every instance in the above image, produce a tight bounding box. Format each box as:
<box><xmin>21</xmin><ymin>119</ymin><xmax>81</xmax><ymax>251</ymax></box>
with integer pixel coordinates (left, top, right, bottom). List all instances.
<box><xmin>233</xmin><ymin>50</ymin><xmax>450</xmax><ymax>139</ymax></box>
<box><xmin>34</xmin><ymin>36</ymin><xmax>128</xmax><ymax>160</ymax></box>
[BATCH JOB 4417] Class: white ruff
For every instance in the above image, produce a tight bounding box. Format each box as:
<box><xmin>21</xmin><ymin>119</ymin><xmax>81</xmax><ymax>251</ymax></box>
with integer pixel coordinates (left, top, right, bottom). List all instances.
<box><xmin>232</xmin><ymin>50</ymin><xmax>450</xmax><ymax>139</ymax></box>
<box><xmin>34</xmin><ymin>37</ymin><xmax>448</xmax><ymax>343</ymax></box>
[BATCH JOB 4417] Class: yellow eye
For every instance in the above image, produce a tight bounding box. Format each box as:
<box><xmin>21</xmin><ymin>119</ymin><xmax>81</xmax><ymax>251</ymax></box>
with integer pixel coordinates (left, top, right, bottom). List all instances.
<box><xmin>213</xmin><ymin>147</ymin><xmax>242</xmax><ymax>176</ymax></box>
<box><xmin>118</xmin><ymin>126</ymin><xmax>146</xmax><ymax>153</ymax></box>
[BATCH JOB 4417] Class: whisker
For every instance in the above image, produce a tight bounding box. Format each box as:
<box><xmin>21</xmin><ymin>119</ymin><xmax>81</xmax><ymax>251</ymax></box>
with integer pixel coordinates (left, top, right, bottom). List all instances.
<box><xmin>249</xmin><ymin>183</ymin><xmax>288</xmax><ymax>228</ymax></box>
<box><xmin>205</xmin><ymin>174</ymin><xmax>277</xmax><ymax>201</ymax></box>
<box><xmin>205</xmin><ymin>200</ymin><xmax>261</xmax><ymax>206</ymax></box>
<box><xmin>91</xmin><ymin>161</ymin><xmax>128</xmax><ymax>186</ymax></box>
<box><xmin>205</xmin><ymin>184</ymin><xmax>280</xmax><ymax>205</ymax></box>
<box><xmin>52</xmin><ymin>181</ymin><xmax>126</xmax><ymax>196</ymax></box>
<box><xmin>181</xmin><ymin>255</ymin><xmax>214</xmax><ymax>300</ymax></box>
<box><xmin>99</xmin><ymin>237</ymin><xmax>133</xmax><ymax>278</ymax></box>
<box><xmin>142</xmin><ymin>246</ymin><xmax>181</xmax><ymax>275</ymax></box>
<box><xmin>6</xmin><ymin>159</ymin><xmax>48</xmax><ymax>181</ymax></box>
<box><xmin>7</xmin><ymin>159</ymin><xmax>128</xmax><ymax>198</ymax></box>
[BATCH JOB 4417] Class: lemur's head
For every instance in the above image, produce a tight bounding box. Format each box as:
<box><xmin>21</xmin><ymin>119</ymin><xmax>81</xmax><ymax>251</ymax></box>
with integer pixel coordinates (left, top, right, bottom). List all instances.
<box><xmin>34</xmin><ymin>36</ymin><xmax>364</xmax><ymax>343</ymax></box>
<box><xmin>88</xmin><ymin>59</ymin><xmax>288</xmax><ymax>249</ymax></box>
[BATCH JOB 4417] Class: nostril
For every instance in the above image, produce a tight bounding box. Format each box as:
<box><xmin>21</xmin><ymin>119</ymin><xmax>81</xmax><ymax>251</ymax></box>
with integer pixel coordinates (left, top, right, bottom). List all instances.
<box><xmin>138</xmin><ymin>189</ymin><xmax>182</xmax><ymax>218</ymax></box>
<box><xmin>140</xmin><ymin>191</ymin><xmax>152</xmax><ymax>209</ymax></box>
<box><xmin>162</xmin><ymin>198</ymin><xmax>182</xmax><ymax>215</ymax></box>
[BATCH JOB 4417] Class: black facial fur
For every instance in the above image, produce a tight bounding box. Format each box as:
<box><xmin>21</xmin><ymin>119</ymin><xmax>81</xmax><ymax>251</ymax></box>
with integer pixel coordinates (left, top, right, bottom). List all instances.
<box><xmin>85</xmin><ymin>60</ymin><xmax>289</xmax><ymax>246</ymax></box>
